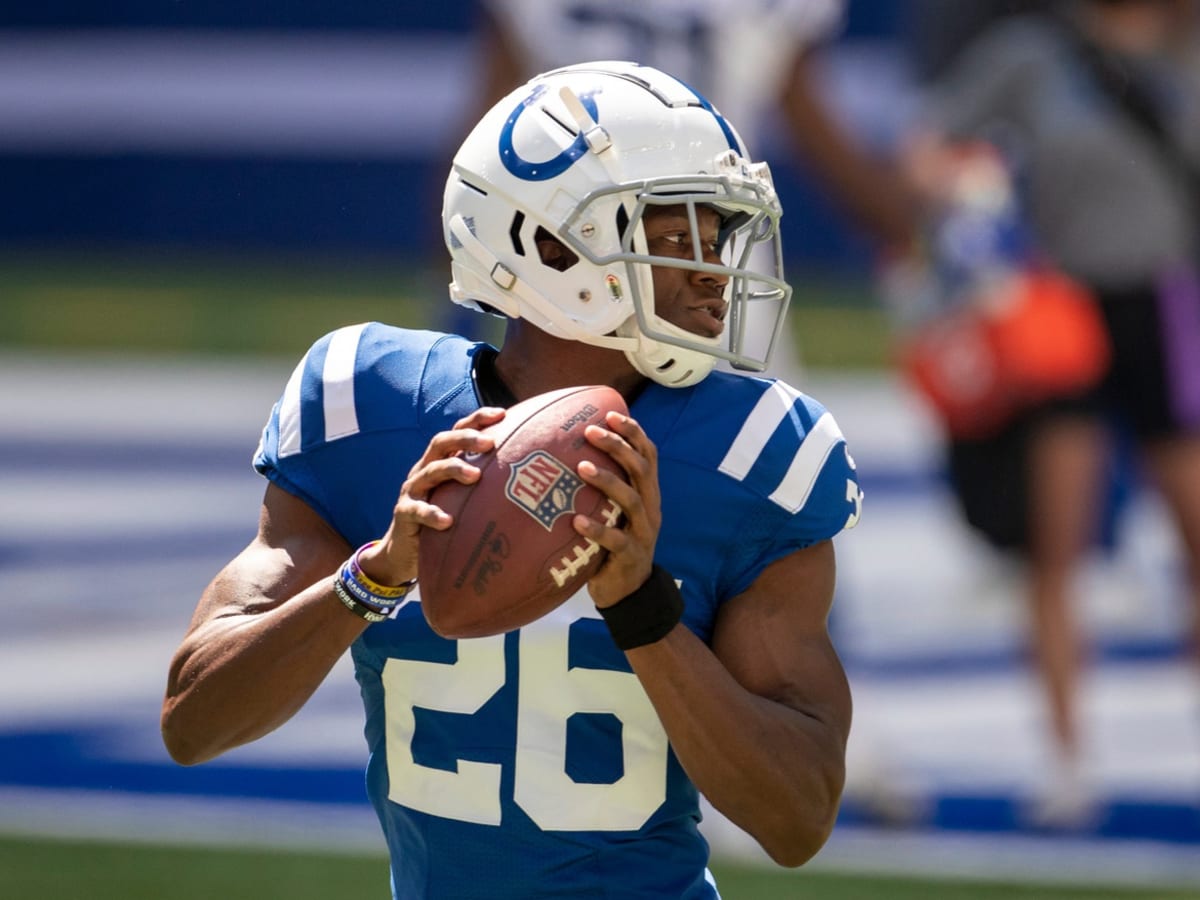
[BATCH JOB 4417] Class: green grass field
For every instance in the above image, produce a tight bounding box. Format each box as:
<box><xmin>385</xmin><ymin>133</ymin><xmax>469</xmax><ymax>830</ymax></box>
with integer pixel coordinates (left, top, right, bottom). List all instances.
<box><xmin>0</xmin><ymin>250</ymin><xmax>892</xmax><ymax>368</ymax></box>
<box><xmin>1</xmin><ymin>835</ymin><xmax>1196</xmax><ymax>900</ymax></box>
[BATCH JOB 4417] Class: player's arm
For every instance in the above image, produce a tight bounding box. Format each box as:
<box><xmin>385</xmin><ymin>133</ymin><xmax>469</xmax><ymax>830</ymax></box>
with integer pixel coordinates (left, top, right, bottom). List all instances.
<box><xmin>576</xmin><ymin>411</ymin><xmax>850</xmax><ymax>866</ymax></box>
<box><xmin>650</xmin><ymin>542</ymin><xmax>849</xmax><ymax>866</ymax></box>
<box><xmin>473</xmin><ymin>2</ymin><xmax>529</xmax><ymax>113</ymax></box>
<box><xmin>778</xmin><ymin>48</ymin><xmax>916</xmax><ymax>253</ymax></box>
<box><xmin>161</xmin><ymin>408</ymin><xmax>504</xmax><ymax>765</ymax></box>
<box><xmin>161</xmin><ymin>483</ymin><xmax>358</xmax><ymax>765</ymax></box>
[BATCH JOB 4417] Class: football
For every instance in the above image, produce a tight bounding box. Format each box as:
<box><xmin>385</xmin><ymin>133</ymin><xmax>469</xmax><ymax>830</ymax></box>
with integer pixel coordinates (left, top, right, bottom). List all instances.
<box><xmin>418</xmin><ymin>384</ymin><xmax>629</xmax><ymax>639</ymax></box>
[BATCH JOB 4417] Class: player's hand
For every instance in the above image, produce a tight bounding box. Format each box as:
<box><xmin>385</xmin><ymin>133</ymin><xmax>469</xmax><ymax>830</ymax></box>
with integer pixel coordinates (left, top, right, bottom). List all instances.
<box><xmin>573</xmin><ymin>410</ymin><xmax>661</xmax><ymax>609</ymax></box>
<box><xmin>358</xmin><ymin>407</ymin><xmax>506</xmax><ymax>586</ymax></box>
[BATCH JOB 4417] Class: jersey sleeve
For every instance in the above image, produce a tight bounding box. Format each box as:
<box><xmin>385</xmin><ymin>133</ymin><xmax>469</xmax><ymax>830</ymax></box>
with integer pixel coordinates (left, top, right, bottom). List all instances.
<box><xmin>252</xmin><ymin>322</ymin><xmax>477</xmax><ymax>543</ymax></box>
<box><xmin>727</xmin><ymin>384</ymin><xmax>860</xmax><ymax>594</ymax></box>
<box><xmin>253</xmin><ymin>324</ymin><xmax>362</xmax><ymax>525</ymax></box>
<box><xmin>655</xmin><ymin>375</ymin><xmax>862</xmax><ymax>600</ymax></box>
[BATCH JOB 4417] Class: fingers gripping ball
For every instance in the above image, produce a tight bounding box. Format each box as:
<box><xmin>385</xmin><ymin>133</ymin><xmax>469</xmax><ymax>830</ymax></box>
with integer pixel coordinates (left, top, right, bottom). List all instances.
<box><xmin>419</xmin><ymin>385</ymin><xmax>629</xmax><ymax>638</ymax></box>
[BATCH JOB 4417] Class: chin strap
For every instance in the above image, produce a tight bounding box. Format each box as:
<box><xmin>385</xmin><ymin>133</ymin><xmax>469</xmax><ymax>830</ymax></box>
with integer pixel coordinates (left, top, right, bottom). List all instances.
<box><xmin>617</xmin><ymin>317</ymin><xmax>716</xmax><ymax>388</ymax></box>
<box><xmin>447</xmin><ymin>214</ymin><xmax>519</xmax><ymax>295</ymax></box>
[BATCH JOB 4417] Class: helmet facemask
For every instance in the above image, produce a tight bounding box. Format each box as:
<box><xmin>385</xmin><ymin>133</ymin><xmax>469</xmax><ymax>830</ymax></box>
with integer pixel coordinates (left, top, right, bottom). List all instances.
<box><xmin>561</xmin><ymin>162</ymin><xmax>791</xmax><ymax>386</ymax></box>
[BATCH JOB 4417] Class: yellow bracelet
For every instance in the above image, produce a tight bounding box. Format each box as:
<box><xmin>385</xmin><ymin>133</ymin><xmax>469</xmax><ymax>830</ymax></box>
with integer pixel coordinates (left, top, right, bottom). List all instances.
<box><xmin>349</xmin><ymin>541</ymin><xmax>417</xmax><ymax>600</ymax></box>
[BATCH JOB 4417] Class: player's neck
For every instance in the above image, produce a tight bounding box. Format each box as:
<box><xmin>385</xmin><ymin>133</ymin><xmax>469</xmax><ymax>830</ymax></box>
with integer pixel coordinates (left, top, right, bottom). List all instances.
<box><xmin>494</xmin><ymin>324</ymin><xmax>645</xmax><ymax>404</ymax></box>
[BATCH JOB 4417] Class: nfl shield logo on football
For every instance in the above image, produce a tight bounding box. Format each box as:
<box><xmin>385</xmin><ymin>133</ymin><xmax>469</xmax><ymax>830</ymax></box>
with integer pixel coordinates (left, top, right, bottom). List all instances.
<box><xmin>505</xmin><ymin>450</ymin><xmax>583</xmax><ymax>531</ymax></box>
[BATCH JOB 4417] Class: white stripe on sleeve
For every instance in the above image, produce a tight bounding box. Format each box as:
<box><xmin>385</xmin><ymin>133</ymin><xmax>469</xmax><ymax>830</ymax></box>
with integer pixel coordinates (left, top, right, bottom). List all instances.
<box><xmin>768</xmin><ymin>412</ymin><xmax>844</xmax><ymax>514</ymax></box>
<box><xmin>276</xmin><ymin>353</ymin><xmax>309</xmax><ymax>458</ymax></box>
<box><xmin>323</xmin><ymin>324</ymin><xmax>367</xmax><ymax>442</ymax></box>
<box><xmin>718</xmin><ymin>381</ymin><xmax>803</xmax><ymax>481</ymax></box>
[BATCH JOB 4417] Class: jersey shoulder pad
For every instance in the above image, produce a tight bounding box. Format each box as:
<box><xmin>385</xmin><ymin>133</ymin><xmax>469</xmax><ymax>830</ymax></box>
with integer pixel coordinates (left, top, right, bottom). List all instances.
<box><xmin>662</xmin><ymin>372</ymin><xmax>861</xmax><ymax>537</ymax></box>
<box><xmin>255</xmin><ymin>323</ymin><xmax>478</xmax><ymax>465</ymax></box>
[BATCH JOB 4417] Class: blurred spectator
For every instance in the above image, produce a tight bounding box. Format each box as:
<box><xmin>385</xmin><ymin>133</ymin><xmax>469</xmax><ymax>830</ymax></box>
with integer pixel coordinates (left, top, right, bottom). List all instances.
<box><xmin>904</xmin><ymin>0</ymin><xmax>1053</xmax><ymax>83</ymax></box>
<box><xmin>897</xmin><ymin>0</ymin><xmax>1200</xmax><ymax>825</ymax></box>
<box><xmin>456</xmin><ymin>0</ymin><xmax>917</xmax><ymax>383</ymax></box>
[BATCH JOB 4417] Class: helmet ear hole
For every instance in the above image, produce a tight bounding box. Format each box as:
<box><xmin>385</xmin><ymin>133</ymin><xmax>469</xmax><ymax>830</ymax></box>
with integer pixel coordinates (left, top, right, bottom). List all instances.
<box><xmin>534</xmin><ymin>226</ymin><xmax>580</xmax><ymax>272</ymax></box>
<box><xmin>615</xmin><ymin>205</ymin><xmax>631</xmax><ymax>243</ymax></box>
<box><xmin>509</xmin><ymin>211</ymin><xmax>527</xmax><ymax>256</ymax></box>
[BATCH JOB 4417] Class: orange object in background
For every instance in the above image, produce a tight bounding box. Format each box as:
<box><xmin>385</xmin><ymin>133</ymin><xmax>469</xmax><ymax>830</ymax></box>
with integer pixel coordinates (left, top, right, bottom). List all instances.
<box><xmin>900</xmin><ymin>268</ymin><xmax>1111</xmax><ymax>439</ymax></box>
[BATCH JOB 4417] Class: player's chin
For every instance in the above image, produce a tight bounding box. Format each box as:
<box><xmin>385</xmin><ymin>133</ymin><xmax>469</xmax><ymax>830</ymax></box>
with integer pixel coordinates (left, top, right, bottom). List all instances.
<box><xmin>678</xmin><ymin>308</ymin><xmax>725</xmax><ymax>338</ymax></box>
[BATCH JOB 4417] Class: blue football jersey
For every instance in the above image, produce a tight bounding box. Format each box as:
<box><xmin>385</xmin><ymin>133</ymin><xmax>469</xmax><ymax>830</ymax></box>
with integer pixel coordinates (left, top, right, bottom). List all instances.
<box><xmin>254</xmin><ymin>322</ymin><xmax>862</xmax><ymax>899</ymax></box>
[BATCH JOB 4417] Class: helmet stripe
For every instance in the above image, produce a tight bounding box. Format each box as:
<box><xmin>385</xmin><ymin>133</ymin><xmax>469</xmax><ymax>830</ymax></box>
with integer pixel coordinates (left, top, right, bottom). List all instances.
<box><xmin>673</xmin><ymin>77</ymin><xmax>740</xmax><ymax>154</ymax></box>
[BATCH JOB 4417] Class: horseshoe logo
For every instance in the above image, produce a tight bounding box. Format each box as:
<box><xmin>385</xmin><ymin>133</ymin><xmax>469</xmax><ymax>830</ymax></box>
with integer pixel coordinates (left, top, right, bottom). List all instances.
<box><xmin>498</xmin><ymin>84</ymin><xmax>602</xmax><ymax>182</ymax></box>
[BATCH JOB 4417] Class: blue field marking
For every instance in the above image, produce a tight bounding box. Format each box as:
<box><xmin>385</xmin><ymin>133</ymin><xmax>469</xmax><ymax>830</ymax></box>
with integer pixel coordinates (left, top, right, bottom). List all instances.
<box><xmin>0</xmin><ymin>433</ymin><xmax>945</xmax><ymax>494</ymax></box>
<box><xmin>838</xmin><ymin>794</ymin><xmax>1200</xmax><ymax>844</ymax></box>
<box><xmin>0</xmin><ymin>436</ymin><xmax>252</xmax><ymax>474</ymax></box>
<box><xmin>841</xmin><ymin>635</ymin><xmax>1190</xmax><ymax>678</ymax></box>
<box><xmin>1</xmin><ymin>725</ymin><xmax>1195</xmax><ymax>845</ymax></box>
<box><xmin>0</xmin><ymin>727</ymin><xmax>366</xmax><ymax>806</ymax></box>
<box><xmin>0</xmin><ymin>527</ymin><xmax>253</xmax><ymax>568</ymax></box>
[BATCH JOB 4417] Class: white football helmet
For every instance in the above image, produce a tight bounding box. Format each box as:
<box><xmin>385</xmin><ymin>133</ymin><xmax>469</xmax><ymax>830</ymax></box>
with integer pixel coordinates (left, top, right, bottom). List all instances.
<box><xmin>443</xmin><ymin>60</ymin><xmax>791</xmax><ymax>387</ymax></box>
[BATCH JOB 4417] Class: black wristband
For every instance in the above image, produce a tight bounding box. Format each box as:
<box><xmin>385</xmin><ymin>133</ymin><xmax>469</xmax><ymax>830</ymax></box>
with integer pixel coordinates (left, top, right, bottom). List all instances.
<box><xmin>598</xmin><ymin>564</ymin><xmax>684</xmax><ymax>651</ymax></box>
<box><xmin>332</xmin><ymin>577</ymin><xmax>390</xmax><ymax>624</ymax></box>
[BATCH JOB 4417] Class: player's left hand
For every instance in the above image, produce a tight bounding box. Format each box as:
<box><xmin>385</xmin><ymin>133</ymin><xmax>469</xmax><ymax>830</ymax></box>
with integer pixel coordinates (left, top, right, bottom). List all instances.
<box><xmin>573</xmin><ymin>410</ymin><xmax>661</xmax><ymax>609</ymax></box>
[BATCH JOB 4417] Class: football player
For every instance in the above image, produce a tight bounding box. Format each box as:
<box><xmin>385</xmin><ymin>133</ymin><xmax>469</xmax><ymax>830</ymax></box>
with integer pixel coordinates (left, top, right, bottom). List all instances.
<box><xmin>162</xmin><ymin>62</ymin><xmax>863</xmax><ymax>898</ymax></box>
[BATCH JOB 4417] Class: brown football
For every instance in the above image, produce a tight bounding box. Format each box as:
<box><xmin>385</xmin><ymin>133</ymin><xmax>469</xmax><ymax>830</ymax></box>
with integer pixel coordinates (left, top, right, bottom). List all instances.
<box><xmin>418</xmin><ymin>385</ymin><xmax>628</xmax><ymax>639</ymax></box>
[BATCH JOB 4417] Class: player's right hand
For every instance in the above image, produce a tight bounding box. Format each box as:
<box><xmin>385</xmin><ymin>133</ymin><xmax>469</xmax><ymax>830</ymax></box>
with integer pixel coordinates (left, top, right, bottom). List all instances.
<box><xmin>357</xmin><ymin>407</ymin><xmax>506</xmax><ymax>587</ymax></box>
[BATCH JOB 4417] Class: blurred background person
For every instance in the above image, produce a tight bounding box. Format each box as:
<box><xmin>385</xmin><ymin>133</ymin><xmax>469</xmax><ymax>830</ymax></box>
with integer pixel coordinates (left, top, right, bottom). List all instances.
<box><xmin>894</xmin><ymin>0</ymin><xmax>1200</xmax><ymax>824</ymax></box>
<box><xmin>452</xmin><ymin>0</ymin><xmax>917</xmax><ymax>385</ymax></box>
<box><xmin>905</xmin><ymin>0</ymin><xmax>1053</xmax><ymax>82</ymax></box>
